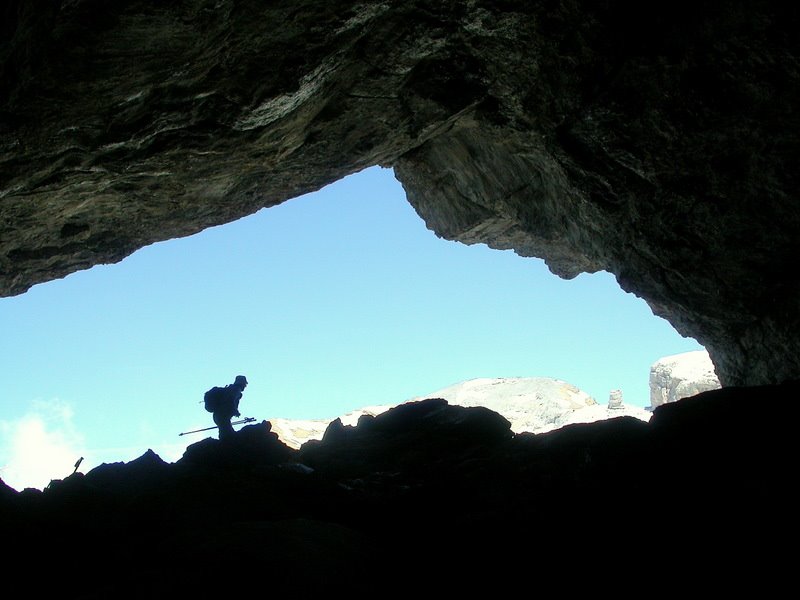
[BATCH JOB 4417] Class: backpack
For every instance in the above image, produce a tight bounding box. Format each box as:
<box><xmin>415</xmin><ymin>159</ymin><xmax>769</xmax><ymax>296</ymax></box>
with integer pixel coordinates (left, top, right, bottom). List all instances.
<box><xmin>203</xmin><ymin>386</ymin><xmax>226</xmax><ymax>413</ymax></box>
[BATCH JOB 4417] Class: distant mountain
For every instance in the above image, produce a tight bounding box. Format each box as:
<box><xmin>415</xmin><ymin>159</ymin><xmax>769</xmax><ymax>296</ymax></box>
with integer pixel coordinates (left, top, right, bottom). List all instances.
<box><xmin>413</xmin><ymin>377</ymin><xmax>652</xmax><ymax>431</ymax></box>
<box><xmin>268</xmin><ymin>377</ymin><xmax>651</xmax><ymax>449</ymax></box>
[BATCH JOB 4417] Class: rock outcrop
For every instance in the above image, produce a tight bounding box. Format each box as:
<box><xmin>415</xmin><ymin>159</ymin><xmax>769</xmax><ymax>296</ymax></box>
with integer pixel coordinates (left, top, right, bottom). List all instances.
<box><xmin>2</xmin><ymin>2</ymin><xmax>799</xmax><ymax>388</ymax></box>
<box><xmin>0</xmin><ymin>385</ymin><xmax>794</xmax><ymax>596</ymax></box>
<box><xmin>649</xmin><ymin>350</ymin><xmax>721</xmax><ymax>408</ymax></box>
<box><xmin>608</xmin><ymin>388</ymin><xmax>624</xmax><ymax>409</ymax></box>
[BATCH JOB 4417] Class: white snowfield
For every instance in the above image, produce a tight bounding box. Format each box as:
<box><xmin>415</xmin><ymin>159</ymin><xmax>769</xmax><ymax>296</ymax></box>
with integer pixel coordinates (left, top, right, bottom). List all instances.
<box><xmin>267</xmin><ymin>377</ymin><xmax>652</xmax><ymax>450</ymax></box>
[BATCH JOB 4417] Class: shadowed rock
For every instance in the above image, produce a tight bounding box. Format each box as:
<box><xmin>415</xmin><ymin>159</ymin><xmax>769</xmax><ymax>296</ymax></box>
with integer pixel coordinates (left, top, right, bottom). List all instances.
<box><xmin>0</xmin><ymin>385</ymin><xmax>794</xmax><ymax>596</ymax></box>
<box><xmin>1</xmin><ymin>2</ymin><xmax>799</xmax><ymax>387</ymax></box>
<box><xmin>179</xmin><ymin>419</ymin><xmax>295</xmax><ymax>470</ymax></box>
<box><xmin>298</xmin><ymin>398</ymin><xmax>513</xmax><ymax>477</ymax></box>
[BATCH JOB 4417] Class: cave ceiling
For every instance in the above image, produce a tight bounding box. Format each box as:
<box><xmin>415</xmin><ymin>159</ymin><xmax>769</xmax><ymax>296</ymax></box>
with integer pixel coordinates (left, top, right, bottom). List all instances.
<box><xmin>1</xmin><ymin>1</ymin><xmax>798</xmax><ymax>387</ymax></box>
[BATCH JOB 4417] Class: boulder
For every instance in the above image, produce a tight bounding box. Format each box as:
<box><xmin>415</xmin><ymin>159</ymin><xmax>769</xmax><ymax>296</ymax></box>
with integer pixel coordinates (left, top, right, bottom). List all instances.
<box><xmin>649</xmin><ymin>350</ymin><xmax>721</xmax><ymax>409</ymax></box>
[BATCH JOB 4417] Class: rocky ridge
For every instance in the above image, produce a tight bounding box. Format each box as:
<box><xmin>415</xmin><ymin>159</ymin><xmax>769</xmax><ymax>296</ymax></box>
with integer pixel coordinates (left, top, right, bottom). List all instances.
<box><xmin>0</xmin><ymin>382</ymin><xmax>794</xmax><ymax>596</ymax></box>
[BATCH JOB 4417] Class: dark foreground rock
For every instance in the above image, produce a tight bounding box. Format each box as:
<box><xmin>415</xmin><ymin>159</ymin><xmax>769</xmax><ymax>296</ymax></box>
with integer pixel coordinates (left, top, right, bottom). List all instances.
<box><xmin>1</xmin><ymin>387</ymin><xmax>796</xmax><ymax>597</ymax></box>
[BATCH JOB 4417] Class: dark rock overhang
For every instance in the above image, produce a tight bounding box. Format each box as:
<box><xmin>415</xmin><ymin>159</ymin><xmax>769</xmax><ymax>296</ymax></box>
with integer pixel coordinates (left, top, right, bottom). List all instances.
<box><xmin>2</xmin><ymin>1</ymin><xmax>798</xmax><ymax>386</ymax></box>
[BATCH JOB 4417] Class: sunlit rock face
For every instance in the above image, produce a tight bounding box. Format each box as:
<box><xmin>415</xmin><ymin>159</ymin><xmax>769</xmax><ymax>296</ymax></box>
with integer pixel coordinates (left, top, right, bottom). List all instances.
<box><xmin>649</xmin><ymin>350</ymin><xmax>721</xmax><ymax>409</ymax></box>
<box><xmin>2</xmin><ymin>1</ymin><xmax>798</xmax><ymax>387</ymax></box>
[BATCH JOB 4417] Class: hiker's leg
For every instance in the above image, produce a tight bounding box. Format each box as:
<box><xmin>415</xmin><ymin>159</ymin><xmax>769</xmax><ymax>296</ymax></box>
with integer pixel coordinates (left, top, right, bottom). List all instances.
<box><xmin>213</xmin><ymin>412</ymin><xmax>234</xmax><ymax>441</ymax></box>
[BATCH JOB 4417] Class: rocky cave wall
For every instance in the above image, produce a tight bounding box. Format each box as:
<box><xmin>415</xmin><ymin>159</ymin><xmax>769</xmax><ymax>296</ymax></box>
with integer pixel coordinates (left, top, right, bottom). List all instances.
<box><xmin>1</xmin><ymin>1</ymin><xmax>798</xmax><ymax>387</ymax></box>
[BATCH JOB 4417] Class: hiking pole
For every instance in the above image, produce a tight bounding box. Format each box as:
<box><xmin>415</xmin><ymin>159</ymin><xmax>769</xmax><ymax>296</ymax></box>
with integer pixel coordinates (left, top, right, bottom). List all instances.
<box><xmin>179</xmin><ymin>417</ymin><xmax>256</xmax><ymax>436</ymax></box>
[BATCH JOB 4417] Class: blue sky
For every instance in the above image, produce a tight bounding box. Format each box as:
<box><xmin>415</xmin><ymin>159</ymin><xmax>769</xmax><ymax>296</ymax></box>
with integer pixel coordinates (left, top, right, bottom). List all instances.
<box><xmin>0</xmin><ymin>166</ymin><xmax>704</xmax><ymax>490</ymax></box>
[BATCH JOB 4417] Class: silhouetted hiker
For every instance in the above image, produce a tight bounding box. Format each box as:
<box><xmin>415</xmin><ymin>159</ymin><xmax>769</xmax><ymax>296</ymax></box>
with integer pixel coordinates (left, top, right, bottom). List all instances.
<box><xmin>204</xmin><ymin>375</ymin><xmax>248</xmax><ymax>441</ymax></box>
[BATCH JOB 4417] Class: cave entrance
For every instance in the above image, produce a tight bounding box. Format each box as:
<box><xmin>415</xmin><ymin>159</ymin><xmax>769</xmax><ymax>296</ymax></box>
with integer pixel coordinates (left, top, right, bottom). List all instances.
<box><xmin>0</xmin><ymin>165</ymin><xmax>704</xmax><ymax>488</ymax></box>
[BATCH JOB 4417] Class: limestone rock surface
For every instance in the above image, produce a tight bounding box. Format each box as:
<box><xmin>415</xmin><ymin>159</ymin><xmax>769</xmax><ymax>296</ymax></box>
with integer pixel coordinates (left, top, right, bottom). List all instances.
<box><xmin>649</xmin><ymin>350</ymin><xmax>721</xmax><ymax>408</ymax></box>
<box><xmin>2</xmin><ymin>1</ymin><xmax>799</xmax><ymax>388</ymax></box>
<box><xmin>413</xmin><ymin>376</ymin><xmax>652</xmax><ymax>433</ymax></box>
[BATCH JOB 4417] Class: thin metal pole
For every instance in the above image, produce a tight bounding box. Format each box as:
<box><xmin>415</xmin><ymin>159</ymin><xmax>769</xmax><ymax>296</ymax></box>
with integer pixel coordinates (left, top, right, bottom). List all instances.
<box><xmin>179</xmin><ymin>417</ymin><xmax>256</xmax><ymax>436</ymax></box>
